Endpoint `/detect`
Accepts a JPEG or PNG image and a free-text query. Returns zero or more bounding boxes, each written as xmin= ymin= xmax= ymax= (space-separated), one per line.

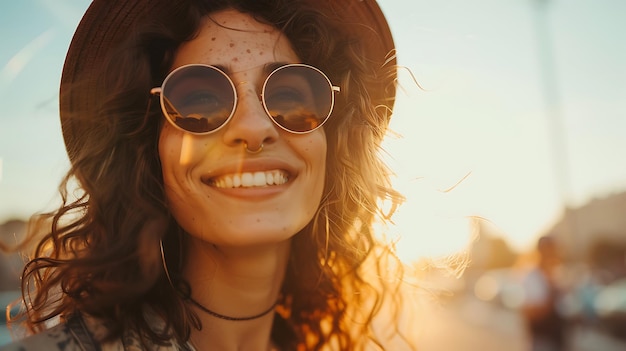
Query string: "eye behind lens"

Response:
xmin=161 ymin=64 xmax=237 ymax=134
xmin=264 ymin=64 xmax=334 ymax=133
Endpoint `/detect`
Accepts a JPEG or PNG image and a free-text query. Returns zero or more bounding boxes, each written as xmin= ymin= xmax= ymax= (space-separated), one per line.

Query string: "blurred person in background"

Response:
xmin=520 ymin=235 xmax=567 ymax=351
xmin=0 ymin=220 xmax=25 ymax=292
xmin=0 ymin=0 xmax=417 ymax=350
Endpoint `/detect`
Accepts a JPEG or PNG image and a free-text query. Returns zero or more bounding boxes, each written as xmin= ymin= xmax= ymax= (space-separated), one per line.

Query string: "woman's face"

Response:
xmin=158 ymin=9 xmax=327 ymax=247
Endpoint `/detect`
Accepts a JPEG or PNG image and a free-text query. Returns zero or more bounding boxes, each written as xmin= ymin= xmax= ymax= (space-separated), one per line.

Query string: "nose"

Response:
xmin=222 ymin=82 xmax=279 ymax=151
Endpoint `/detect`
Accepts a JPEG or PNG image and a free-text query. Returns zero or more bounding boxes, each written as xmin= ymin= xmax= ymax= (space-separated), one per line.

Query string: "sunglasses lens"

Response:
xmin=161 ymin=65 xmax=235 ymax=134
xmin=264 ymin=65 xmax=333 ymax=133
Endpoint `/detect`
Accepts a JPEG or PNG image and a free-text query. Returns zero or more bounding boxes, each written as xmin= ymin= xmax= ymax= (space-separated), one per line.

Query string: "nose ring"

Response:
xmin=244 ymin=142 xmax=264 ymax=154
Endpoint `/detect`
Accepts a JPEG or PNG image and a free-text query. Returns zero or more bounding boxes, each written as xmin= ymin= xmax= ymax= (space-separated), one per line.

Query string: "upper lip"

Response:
xmin=200 ymin=158 xmax=297 ymax=184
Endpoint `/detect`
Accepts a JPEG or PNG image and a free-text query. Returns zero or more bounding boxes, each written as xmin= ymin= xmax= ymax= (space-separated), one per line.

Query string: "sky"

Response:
xmin=1 ymin=0 xmax=625 ymax=263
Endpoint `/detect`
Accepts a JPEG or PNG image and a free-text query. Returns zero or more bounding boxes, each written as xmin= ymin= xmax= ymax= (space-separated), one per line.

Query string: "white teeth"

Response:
xmin=241 ymin=173 xmax=253 ymax=185
xmin=252 ymin=172 xmax=265 ymax=186
xmin=212 ymin=170 xmax=288 ymax=188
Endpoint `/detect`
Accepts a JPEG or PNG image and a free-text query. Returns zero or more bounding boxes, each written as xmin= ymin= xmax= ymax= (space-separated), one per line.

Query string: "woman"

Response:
xmin=3 ymin=0 xmax=411 ymax=350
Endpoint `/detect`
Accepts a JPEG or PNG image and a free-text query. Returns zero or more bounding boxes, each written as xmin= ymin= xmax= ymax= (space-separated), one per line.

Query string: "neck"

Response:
xmin=183 ymin=238 xmax=290 ymax=351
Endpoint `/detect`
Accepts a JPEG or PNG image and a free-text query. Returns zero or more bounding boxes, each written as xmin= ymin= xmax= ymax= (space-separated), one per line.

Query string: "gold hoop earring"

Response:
xmin=160 ymin=239 xmax=175 ymax=289
xmin=323 ymin=205 xmax=330 ymax=266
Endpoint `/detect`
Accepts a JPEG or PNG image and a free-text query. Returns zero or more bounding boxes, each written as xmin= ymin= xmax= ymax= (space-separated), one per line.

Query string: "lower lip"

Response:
xmin=206 ymin=181 xmax=290 ymax=199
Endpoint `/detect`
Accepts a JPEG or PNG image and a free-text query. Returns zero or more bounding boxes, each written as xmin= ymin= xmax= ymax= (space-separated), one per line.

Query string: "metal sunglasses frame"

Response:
xmin=150 ymin=63 xmax=340 ymax=135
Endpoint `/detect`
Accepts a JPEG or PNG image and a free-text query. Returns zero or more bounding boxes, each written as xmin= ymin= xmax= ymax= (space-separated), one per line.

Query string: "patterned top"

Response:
xmin=0 ymin=314 xmax=194 ymax=351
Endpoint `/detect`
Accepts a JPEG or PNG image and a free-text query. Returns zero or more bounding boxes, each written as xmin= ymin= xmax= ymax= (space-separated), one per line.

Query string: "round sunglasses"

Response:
xmin=150 ymin=63 xmax=340 ymax=135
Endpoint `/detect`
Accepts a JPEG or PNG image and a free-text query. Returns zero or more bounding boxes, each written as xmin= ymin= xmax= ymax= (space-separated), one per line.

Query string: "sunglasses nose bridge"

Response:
xmin=222 ymin=81 xmax=279 ymax=147
xmin=234 ymin=81 xmax=267 ymax=116
xmin=235 ymin=80 xmax=265 ymax=106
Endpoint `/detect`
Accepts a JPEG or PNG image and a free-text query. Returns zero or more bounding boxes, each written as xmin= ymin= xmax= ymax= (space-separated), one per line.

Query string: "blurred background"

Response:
xmin=1 ymin=0 xmax=625 ymax=349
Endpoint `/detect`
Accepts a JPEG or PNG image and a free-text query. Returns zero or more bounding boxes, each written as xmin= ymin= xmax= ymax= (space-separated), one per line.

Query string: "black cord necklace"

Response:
xmin=188 ymin=297 xmax=279 ymax=321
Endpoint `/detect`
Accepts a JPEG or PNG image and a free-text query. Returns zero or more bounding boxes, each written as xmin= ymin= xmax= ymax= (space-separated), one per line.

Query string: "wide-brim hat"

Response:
xmin=60 ymin=0 xmax=396 ymax=162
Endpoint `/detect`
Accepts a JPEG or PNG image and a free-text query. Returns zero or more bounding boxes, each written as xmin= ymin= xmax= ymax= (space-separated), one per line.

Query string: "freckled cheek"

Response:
xmin=163 ymin=171 xmax=197 ymax=214
xmin=159 ymin=150 xmax=182 ymax=189
xmin=300 ymin=137 xmax=327 ymax=177
xmin=315 ymin=136 xmax=328 ymax=177
xmin=158 ymin=139 xmax=179 ymax=168
xmin=159 ymin=150 xmax=188 ymax=198
xmin=306 ymin=133 xmax=327 ymax=155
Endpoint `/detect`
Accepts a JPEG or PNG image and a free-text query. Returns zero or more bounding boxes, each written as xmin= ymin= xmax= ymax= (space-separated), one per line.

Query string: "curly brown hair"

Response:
xmin=10 ymin=0 xmax=409 ymax=350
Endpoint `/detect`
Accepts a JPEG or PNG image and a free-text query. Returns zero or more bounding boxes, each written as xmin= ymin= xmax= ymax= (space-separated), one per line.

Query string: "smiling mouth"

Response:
xmin=209 ymin=170 xmax=290 ymax=189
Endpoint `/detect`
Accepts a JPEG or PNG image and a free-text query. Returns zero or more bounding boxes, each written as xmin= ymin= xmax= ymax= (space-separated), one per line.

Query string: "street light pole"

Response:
xmin=531 ymin=0 xmax=577 ymax=257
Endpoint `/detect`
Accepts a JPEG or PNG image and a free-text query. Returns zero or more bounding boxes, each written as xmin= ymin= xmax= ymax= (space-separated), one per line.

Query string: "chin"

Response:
xmin=189 ymin=213 xmax=312 ymax=248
